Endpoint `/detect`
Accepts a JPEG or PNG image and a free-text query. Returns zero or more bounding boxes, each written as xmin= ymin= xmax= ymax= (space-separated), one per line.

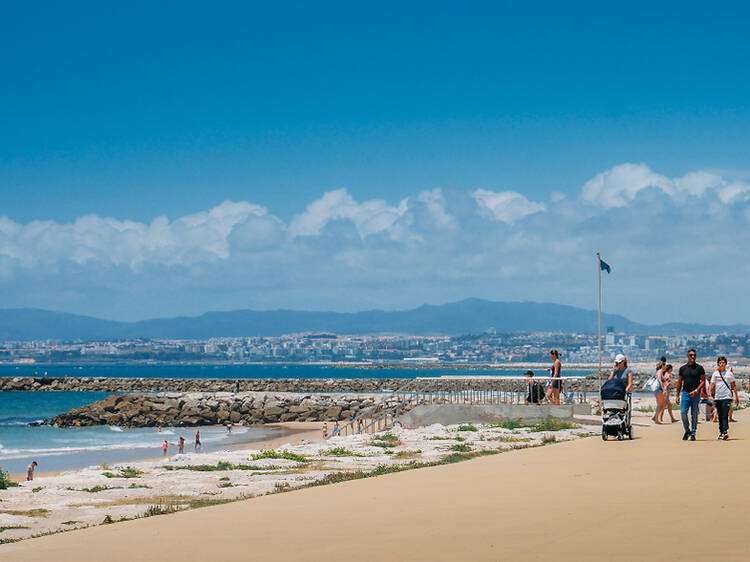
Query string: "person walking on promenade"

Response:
xmin=546 ymin=350 xmax=562 ymax=405
xmin=659 ymin=364 xmax=678 ymax=423
xmin=608 ymin=354 xmax=633 ymax=393
xmin=651 ymin=358 xmax=667 ymax=423
xmin=676 ymin=349 xmax=706 ymax=441
xmin=709 ymin=356 xmax=739 ymax=440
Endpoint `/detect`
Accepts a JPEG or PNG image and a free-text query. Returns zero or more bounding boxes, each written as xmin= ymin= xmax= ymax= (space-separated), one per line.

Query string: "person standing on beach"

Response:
xmin=26 ymin=461 xmax=37 ymax=481
xmin=546 ymin=350 xmax=562 ymax=405
xmin=178 ymin=436 xmax=185 ymax=454
xmin=194 ymin=430 xmax=202 ymax=451
xmin=676 ymin=349 xmax=706 ymax=441
xmin=709 ymin=356 xmax=739 ymax=440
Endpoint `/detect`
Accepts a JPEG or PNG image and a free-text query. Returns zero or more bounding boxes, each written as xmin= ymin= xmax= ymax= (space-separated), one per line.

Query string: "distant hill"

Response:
xmin=0 ymin=299 xmax=748 ymax=340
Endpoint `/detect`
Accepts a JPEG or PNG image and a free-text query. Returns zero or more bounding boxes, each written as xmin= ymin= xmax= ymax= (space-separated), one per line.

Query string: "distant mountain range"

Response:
xmin=1 ymin=299 xmax=748 ymax=340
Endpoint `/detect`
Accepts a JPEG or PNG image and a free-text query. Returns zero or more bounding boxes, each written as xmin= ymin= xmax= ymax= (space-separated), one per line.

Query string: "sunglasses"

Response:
xmin=688 ymin=354 xmax=696 ymax=357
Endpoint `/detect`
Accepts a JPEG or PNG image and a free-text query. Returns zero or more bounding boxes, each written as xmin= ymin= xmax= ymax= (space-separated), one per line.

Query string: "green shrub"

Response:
xmin=0 ymin=469 xmax=19 ymax=490
xmin=251 ymin=450 xmax=308 ymax=463
xmin=449 ymin=443 xmax=471 ymax=452
xmin=101 ymin=514 xmax=114 ymax=525
xmin=541 ymin=434 xmax=557 ymax=444
xmin=321 ymin=447 xmax=363 ymax=457
xmin=486 ymin=419 xmax=526 ymax=429
xmin=530 ymin=418 xmax=578 ymax=432
xmin=32 ymin=487 xmax=42 ymax=493
xmin=143 ymin=504 xmax=179 ymax=517
xmin=457 ymin=424 xmax=478 ymax=432
xmin=373 ymin=432 xmax=399 ymax=442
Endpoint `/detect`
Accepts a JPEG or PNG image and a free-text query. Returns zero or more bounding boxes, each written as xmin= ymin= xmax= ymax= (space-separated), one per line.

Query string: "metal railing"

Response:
xmin=328 ymin=375 xmax=590 ymax=439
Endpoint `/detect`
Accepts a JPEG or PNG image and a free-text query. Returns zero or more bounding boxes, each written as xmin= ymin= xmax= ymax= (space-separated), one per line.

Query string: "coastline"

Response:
xmin=2 ymin=411 xmax=748 ymax=561
xmin=7 ymin=422 xmax=323 ymax=480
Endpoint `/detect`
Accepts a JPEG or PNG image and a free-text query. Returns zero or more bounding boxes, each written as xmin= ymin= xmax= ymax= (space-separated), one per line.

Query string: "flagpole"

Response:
xmin=597 ymin=252 xmax=602 ymax=390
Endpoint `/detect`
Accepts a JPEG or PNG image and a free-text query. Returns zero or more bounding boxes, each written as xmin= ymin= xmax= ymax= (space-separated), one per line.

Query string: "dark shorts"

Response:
xmin=551 ymin=379 xmax=562 ymax=390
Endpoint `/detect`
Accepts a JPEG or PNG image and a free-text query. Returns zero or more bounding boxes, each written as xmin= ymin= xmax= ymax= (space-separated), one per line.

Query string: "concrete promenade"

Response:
xmin=3 ymin=412 xmax=749 ymax=561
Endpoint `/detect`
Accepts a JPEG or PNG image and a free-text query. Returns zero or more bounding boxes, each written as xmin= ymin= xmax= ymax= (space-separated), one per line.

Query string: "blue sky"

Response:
xmin=2 ymin=1 xmax=750 ymax=324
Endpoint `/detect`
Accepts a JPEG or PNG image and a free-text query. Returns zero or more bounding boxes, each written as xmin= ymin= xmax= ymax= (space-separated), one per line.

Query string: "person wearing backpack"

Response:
xmin=709 ymin=356 xmax=739 ymax=440
xmin=525 ymin=371 xmax=544 ymax=405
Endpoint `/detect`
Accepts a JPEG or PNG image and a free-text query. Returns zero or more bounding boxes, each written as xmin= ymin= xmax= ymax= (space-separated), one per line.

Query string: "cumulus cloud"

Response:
xmin=4 ymin=163 xmax=750 ymax=322
xmin=580 ymin=163 xmax=750 ymax=208
xmin=471 ymin=189 xmax=546 ymax=223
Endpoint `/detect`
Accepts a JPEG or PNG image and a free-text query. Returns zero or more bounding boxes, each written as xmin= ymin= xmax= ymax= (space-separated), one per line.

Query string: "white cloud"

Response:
xmin=4 ymin=164 xmax=750 ymax=322
xmin=471 ymin=189 xmax=546 ymax=223
xmin=580 ymin=163 xmax=750 ymax=208
xmin=289 ymin=188 xmax=407 ymax=238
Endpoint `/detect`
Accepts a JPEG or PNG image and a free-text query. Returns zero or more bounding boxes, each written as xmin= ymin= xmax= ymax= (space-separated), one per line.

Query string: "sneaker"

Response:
xmin=722 ymin=434 xmax=729 ymax=441
xmin=690 ymin=434 xmax=696 ymax=441
xmin=682 ymin=432 xmax=689 ymax=440
xmin=718 ymin=434 xmax=724 ymax=440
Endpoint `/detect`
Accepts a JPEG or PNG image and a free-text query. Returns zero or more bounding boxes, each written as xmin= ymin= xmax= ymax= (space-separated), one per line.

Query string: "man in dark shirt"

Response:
xmin=676 ymin=349 xmax=706 ymax=441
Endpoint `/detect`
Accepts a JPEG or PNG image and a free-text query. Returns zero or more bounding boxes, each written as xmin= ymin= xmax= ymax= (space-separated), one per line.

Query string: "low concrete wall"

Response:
xmin=399 ymin=403 xmax=582 ymax=427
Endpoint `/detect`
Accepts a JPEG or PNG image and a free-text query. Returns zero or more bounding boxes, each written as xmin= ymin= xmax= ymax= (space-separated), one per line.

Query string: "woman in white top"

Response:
xmin=708 ymin=355 xmax=739 ymax=440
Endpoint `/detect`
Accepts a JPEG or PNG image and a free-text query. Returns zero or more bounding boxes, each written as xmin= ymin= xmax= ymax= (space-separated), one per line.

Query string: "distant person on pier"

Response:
xmin=546 ymin=350 xmax=562 ymax=405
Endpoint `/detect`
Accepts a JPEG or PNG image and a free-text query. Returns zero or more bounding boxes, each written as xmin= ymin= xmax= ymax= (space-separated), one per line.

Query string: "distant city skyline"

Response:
xmin=2 ymin=3 xmax=750 ymax=323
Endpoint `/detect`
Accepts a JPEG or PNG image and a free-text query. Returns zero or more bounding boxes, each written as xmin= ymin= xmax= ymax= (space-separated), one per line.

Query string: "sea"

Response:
xmin=0 ymin=364 xmax=591 ymax=474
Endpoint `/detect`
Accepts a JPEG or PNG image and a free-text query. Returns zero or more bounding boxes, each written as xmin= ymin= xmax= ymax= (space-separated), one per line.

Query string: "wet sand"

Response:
xmin=8 ymin=422 xmax=323 ymax=480
xmin=3 ymin=412 xmax=749 ymax=561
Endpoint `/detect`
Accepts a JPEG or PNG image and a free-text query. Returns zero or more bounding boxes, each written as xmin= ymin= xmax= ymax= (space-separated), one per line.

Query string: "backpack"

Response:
xmin=530 ymin=381 xmax=545 ymax=402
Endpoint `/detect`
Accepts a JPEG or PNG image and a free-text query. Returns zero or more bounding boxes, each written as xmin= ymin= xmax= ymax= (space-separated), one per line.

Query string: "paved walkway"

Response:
xmin=2 ymin=413 xmax=749 ymax=561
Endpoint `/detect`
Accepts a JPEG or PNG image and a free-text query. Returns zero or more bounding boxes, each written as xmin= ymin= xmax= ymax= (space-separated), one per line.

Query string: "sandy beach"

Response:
xmin=1 ymin=408 xmax=749 ymax=561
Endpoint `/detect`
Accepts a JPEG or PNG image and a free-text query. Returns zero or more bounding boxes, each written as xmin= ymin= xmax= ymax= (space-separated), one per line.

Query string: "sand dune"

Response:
xmin=2 ymin=413 xmax=749 ymax=561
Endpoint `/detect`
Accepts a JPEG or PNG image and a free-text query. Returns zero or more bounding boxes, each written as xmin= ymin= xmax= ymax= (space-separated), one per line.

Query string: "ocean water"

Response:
xmin=0 ymin=391 xmax=293 ymax=474
xmin=0 ymin=364 xmax=591 ymax=474
xmin=0 ymin=363 xmax=589 ymax=379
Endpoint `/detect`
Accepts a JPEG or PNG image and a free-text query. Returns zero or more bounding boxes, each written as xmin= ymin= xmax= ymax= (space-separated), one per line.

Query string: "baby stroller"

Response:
xmin=600 ymin=378 xmax=633 ymax=441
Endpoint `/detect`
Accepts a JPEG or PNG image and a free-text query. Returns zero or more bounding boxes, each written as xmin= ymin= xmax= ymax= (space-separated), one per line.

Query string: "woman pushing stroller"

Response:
xmin=608 ymin=354 xmax=633 ymax=393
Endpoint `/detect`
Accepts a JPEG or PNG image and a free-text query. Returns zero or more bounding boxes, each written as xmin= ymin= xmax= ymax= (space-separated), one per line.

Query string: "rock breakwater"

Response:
xmin=1 ymin=376 xmax=404 ymax=393
xmin=45 ymin=391 xmax=380 ymax=427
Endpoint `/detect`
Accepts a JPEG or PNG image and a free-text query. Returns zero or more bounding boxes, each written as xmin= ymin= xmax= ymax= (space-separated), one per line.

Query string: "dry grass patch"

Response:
xmin=0 ymin=508 xmax=50 ymax=518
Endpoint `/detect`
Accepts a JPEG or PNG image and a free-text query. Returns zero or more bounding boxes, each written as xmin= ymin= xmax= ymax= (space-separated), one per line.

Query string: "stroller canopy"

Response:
xmin=600 ymin=376 xmax=626 ymax=400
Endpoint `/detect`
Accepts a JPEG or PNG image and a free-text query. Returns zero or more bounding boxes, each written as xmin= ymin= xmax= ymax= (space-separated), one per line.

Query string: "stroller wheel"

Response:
xmin=627 ymin=427 xmax=633 ymax=440
xmin=617 ymin=432 xmax=623 ymax=440
xmin=601 ymin=427 xmax=607 ymax=441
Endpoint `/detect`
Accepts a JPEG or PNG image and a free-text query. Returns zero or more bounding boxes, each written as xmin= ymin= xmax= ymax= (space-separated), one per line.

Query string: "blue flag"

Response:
xmin=600 ymin=258 xmax=611 ymax=274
